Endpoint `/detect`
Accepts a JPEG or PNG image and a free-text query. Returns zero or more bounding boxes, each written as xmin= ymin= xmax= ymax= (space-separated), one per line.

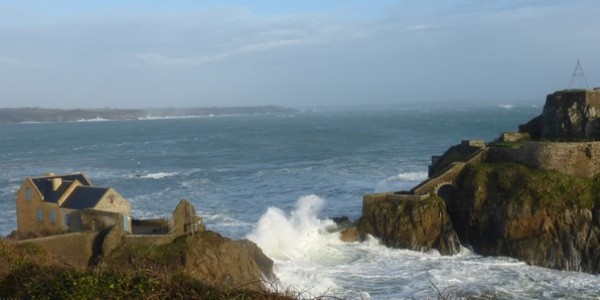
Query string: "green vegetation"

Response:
xmin=2 ymin=266 xmax=300 ymax=299
xmin=464 ymin=162 xmax=600 ymax=209
xmin=127 ymin=236 xmax=190 ymax=265
xmin=0 ymin=239 xmax=295 ymax=300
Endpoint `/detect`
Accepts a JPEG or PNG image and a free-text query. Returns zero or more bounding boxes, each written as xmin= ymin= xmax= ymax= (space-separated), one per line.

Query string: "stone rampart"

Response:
xmin=414 ymin=148 xmax=488 ymax=195
xmin=17 ymin=231 xmax=99 ymax=267
xmin=488 ymin=141 xmax=600 ymax=178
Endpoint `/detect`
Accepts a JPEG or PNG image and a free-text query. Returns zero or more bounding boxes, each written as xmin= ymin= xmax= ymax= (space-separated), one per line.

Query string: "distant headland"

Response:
xmin=0 ymin=106 xmax=298 ymax=124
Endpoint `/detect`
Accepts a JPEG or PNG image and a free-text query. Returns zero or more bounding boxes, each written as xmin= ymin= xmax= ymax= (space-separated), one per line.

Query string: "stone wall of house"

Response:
xmin=79 ymin=209 xmax=131 ymax=234
xmin=16 ymin=180 xmax=64 ymax=239
xmin=94 ymin=188 xmax=131 ymax=217
xmin=488 ymin=141 xmax=600 ymax=178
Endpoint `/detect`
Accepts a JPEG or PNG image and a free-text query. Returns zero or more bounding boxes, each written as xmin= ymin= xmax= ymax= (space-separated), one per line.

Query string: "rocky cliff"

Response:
xmin=521 ymin=89 xmax=600 ymax=140
xmin=356 ymin=89 xmax=600 ymax=274
xmin=450 ymin=162 xmax=600 ymax=273
xmin=358 ymin=193 xmax=460 ymax=255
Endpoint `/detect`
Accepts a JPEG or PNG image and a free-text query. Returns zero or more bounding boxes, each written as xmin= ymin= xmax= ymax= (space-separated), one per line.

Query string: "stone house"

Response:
xmin=16 ymin=173 xmax=132 ymax=238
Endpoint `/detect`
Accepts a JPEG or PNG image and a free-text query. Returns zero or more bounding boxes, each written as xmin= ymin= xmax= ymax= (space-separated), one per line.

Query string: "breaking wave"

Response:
xmin=139 ymin=172 xmax=178 ymax=179
xmin=374 ymin=171 xmax=428 ymax=193
xmin=247 ymin=195 xmax=360 ymax=296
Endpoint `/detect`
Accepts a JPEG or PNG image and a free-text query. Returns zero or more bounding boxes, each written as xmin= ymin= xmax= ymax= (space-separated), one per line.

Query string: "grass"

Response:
xmin=0 ymin=238 xmax=297 ymax=299
xmin=1 ymin=265 xmax=300 ymax=299
xmin=464 ymin=162 xmax=600 ymax=209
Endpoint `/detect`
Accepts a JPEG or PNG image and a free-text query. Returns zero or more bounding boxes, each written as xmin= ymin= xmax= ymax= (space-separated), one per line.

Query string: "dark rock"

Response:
xmin=331 ymin=216 xmax=350 ymax=225
xmin=452 ymin=162 xmax=600 ymax=273
xmin=518 ymin=115 xmax=542 ymax=139
xmin=541 ymin=90 xmax=600 ymax=140
xmin=357 ymin=193 xmax=460 ymax=255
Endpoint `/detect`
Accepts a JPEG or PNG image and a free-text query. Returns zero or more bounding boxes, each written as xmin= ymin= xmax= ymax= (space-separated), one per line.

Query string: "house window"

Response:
xmin=49 ymin=210 xmax=56 ymax=224
xmin=25 ymin=188 xmax=32 ymax=202
xmin=37 ymin=208 xmax=43 ymax=222
xmin=123 ymin=215 xmax=130 ymax=233
xmin=65 ymin=214 xmax=71 ymax=226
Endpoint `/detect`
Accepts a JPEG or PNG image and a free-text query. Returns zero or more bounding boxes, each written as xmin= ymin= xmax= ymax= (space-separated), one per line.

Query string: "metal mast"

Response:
xmin=569 ymin=59 xmax=590 ymax=89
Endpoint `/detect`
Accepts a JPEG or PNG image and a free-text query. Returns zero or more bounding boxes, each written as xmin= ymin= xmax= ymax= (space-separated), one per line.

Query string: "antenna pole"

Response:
xmin=569 ymin=59 xmax=590 ymax=89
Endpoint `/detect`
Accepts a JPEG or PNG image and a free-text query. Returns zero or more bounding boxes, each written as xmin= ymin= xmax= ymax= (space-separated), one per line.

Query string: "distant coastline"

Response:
xmin=0 ymin=106 xmax=298 ymax=124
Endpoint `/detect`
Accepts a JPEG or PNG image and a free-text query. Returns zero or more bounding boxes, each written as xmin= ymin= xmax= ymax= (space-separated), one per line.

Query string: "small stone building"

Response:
xmin=16 ymin=173 xmax=132 ymax=238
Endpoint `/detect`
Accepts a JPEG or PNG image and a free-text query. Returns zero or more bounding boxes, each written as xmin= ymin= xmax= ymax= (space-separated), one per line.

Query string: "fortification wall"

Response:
xmin=488 ymin=141 xmax=600 ymax=178
xmin=17 ymin=231 xmax=99 ymax=267
xmin=586 ymin=90 xmax=600 ymax=106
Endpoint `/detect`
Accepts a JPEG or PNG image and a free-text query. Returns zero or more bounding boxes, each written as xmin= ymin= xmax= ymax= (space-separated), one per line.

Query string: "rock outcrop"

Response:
xmin=356 ymin=89 xmax=600 ymax=274
xmin=358 ymin=193 xmax=460 ymax=255
xmin=10 ymin=199 xmax=274 ymax=291
xmin=0 ymin=238 xmax=283 ymax=299
xmin=450 ymin=162 xmax=600 ymax=273
xmin=104 ymin=231 xmax=274 ymax=290
xmin=524 ymin=89 xmax=600 ymax=140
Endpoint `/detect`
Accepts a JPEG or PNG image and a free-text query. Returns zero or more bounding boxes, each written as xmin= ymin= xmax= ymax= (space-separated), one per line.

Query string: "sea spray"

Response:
xmin=247 ymin=195 xmax=361 ymax=296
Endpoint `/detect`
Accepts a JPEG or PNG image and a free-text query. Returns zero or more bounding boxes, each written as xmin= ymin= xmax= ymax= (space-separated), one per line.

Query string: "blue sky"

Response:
xmin=1 ymin=0 xmax=599 ymax=108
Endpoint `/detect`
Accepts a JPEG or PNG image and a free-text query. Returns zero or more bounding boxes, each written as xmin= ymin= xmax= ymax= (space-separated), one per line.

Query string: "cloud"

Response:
xmin=1 ymin=1 xmax=600 ymax=108
xmin=137 ymin=38 xmax=317 ymax=66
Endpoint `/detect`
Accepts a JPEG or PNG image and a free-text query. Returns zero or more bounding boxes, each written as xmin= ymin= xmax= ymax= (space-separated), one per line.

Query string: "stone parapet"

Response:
xmin=488 ymin=141 xmax=600 ymax=178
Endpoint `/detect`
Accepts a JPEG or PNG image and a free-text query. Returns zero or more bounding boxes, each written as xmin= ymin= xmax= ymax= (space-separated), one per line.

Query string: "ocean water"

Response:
xmin=2 ymin=104 xmax=600 ymax=299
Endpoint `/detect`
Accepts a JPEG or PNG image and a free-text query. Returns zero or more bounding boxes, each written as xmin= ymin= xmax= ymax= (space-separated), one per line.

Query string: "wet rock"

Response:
xmin=339 ymin=227 xmax=360 ymax=242
xmin=357 ymin=193 xmax=460 ymax=255
xmin=452 ymin=163 xmax=600 ymax=273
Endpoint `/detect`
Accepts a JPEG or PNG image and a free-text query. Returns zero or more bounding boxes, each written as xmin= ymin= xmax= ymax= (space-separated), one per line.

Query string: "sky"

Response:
xmin=1 ymin=0 xmax=600 ymax=109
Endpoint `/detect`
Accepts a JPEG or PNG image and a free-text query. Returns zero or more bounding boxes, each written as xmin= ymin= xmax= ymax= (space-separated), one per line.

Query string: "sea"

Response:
xmin=1 ymin=103 xmax=600 ymax=299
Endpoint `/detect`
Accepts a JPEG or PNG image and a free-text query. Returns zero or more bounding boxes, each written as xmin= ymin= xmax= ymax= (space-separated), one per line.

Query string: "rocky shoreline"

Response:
xmin=350 ymin=89 xmax=600 ymax=274
xmin=0 ymin=232 xmax=286 ymax=299
xmin=0 ymin=106 xmax=298 ymax=124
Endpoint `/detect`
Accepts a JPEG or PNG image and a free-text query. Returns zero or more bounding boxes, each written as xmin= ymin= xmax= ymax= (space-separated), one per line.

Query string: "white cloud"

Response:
xmin=137 ymin=38 xmax=318 ymax=66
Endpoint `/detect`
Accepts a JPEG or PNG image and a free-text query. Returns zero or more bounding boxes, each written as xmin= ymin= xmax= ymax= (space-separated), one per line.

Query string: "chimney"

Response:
xmin=52 ymin=177 xmax=62 ymax=191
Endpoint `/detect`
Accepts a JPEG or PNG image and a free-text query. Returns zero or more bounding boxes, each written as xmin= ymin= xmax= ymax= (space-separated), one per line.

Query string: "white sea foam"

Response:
xmin=74 ymin=117 xmax=110 ymax=122
xmin=0 ymin=184 xmax=19 ymax=197
xmin=247 ymin=195 xmax=360 ymax=296
xmin=247 ymin=195 xmax=600 ymax=299
xmin=374 ymin=171 xmax=428 ymax=193
xmin=140 ymin=172 xmax=178 ymax=179
xmin=497 ymin=104 xmax=515 ymax=109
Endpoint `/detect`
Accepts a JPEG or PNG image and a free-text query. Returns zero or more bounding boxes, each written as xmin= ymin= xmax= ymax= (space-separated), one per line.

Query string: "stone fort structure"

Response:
xmin=14 ymin=172 xmax=205 ymax=267
xmin=358 ymin=89 xmax=600 ymax=255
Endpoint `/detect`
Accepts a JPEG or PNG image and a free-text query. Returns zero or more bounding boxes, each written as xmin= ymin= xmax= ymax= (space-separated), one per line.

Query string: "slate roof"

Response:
xmin=60 ymin=186 xmax=109 ymax=209
xmin=27 ymin=173 xmax=112 ymax=210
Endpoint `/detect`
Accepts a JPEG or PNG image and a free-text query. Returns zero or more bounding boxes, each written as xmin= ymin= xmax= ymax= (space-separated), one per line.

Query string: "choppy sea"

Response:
xmin=1 ymin=104 xmax=599 ymax=299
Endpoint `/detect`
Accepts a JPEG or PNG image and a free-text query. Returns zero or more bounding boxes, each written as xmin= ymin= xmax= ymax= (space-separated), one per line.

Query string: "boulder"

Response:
xmin=357 ymin=193 xmax=460 ymax=255
xmin=103 ymin=231 xmax=274 ymax=291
